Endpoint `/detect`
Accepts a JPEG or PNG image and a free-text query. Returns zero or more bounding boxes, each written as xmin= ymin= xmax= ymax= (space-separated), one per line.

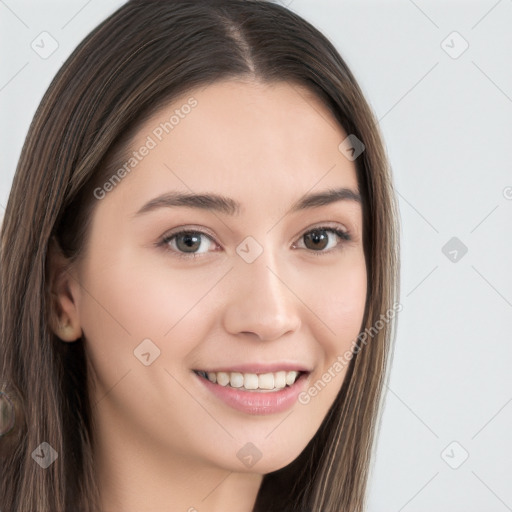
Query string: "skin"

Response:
xmin=49 ymin=79 xmax=367 ymax=512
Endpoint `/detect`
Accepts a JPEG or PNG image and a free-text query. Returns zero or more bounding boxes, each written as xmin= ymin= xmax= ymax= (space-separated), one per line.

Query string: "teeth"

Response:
xmin=244 ymin=373 xmax=259 ymax=390
xmin=286 ymin=371 xmax=298 ymax=386
xmin=198 ymin=370 xmax=301 ymax=391
xmin=275 ymin=371 xmax=287 ymax=388
xmin=230 ymin=372 xmax=244 ymax=388
xmin=216 ymin=372 xmax=230 ymax=386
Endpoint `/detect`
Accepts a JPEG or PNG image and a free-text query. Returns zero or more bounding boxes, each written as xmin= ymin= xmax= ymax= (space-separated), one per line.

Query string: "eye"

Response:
xmin=158 ymin=229 xmax=218 ymax=259
xmin=157 ymin=225 xmax=352 ymax=259
xmin=292 ymin=225 xmax=352 ymax=255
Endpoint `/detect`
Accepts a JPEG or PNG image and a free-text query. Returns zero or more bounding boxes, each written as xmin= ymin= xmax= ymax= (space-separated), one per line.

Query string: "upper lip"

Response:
xmin=194 ymin=363 xmax=312 ymax=374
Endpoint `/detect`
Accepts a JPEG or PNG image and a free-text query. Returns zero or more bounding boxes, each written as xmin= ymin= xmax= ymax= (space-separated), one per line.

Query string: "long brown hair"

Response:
xmin=0 ymin=0 xmax=400 ymax=510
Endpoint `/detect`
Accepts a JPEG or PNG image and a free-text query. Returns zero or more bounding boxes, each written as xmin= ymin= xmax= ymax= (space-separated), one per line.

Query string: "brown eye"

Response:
xmin=160 ymin=230 xmax=216 ymax=258
xmin=303 ymin=229 xmax=329 ymax=251
xmin=295 ymin=226 xmax=351 ymax=254
xmin=174 ymin=232 xmax=203 ymax=253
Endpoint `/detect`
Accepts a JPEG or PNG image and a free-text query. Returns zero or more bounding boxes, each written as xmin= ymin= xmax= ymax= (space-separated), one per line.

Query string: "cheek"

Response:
xmin=76 ymin=251 xmax=226 ymax=378
xmin=76 ymin=252 xmax=226 ymax=447
xmin=294 ymin=252 xmax=367 ymax=417
xmin=329 ymin=262 xmax=367 ymax=348
xmin=297 ymin=250 xmax=367 ymax=353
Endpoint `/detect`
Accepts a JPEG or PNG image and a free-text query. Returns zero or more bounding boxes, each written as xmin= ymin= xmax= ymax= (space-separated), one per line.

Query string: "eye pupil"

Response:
xmin=304 ymin=229 xmax=328 ymax=250
xmin=176 ymin=232 xmax=201 ymax=252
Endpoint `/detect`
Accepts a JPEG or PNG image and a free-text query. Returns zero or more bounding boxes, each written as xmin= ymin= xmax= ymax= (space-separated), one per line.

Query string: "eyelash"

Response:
xmin=157 ymin=225 xmax=352 ymax=260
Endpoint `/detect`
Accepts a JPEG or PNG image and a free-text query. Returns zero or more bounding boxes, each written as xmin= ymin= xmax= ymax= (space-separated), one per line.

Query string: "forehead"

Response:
xmin=105 ymin=79 xmax=359 ymax=211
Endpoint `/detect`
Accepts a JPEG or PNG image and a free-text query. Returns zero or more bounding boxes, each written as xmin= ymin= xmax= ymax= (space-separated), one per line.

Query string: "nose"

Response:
xmin=222 ymin=251 xmax=302 ymax=342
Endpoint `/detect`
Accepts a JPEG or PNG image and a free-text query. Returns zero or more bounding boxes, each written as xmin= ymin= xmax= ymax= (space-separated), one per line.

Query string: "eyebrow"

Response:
xmin=133 ymin=187 xmax=362 ymax=218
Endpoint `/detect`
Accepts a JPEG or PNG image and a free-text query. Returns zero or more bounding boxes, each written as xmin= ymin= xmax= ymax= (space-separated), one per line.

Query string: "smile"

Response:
xmin=193 ymin=369 xmax=311 ymax=415
xmin=194 ymin=369 xmax=304 ymax=392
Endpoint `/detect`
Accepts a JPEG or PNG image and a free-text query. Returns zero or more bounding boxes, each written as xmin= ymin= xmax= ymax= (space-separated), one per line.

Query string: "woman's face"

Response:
xmin=62 ymin=79 xmax=366 ymax=478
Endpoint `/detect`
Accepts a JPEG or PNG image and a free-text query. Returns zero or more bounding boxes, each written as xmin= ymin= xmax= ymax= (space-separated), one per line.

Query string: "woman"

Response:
xmin=0 ymin=0 xmax=400 ymax=510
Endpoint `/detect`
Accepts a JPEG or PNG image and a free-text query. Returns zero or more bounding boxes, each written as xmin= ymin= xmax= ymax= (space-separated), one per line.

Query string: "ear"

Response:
xmin=47 ymin=236 xmax=83 ymax=342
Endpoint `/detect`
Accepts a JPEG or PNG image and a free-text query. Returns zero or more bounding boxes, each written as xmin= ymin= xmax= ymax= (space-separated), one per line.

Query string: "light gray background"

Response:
xmin=1 ymin=1 xmax=511 ymax=510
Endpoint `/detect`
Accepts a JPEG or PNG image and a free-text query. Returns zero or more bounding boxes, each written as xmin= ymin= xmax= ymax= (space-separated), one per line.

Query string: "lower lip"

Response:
xmin=194 ymin=372 xmax=309 ymax=415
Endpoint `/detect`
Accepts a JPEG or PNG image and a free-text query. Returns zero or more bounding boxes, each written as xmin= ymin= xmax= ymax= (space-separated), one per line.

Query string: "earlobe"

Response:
xmin=47 ymin=237 xmax=83 ymax=342
xmin=53 ymin=315 xmax=82 ymax=342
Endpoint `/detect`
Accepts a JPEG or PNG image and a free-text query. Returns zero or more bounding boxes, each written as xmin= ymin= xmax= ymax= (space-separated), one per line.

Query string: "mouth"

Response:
xmin=193 ymin=369 xmax=308 ymax=393
xmin=192 ymin=367 xmax=311 ymax=415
